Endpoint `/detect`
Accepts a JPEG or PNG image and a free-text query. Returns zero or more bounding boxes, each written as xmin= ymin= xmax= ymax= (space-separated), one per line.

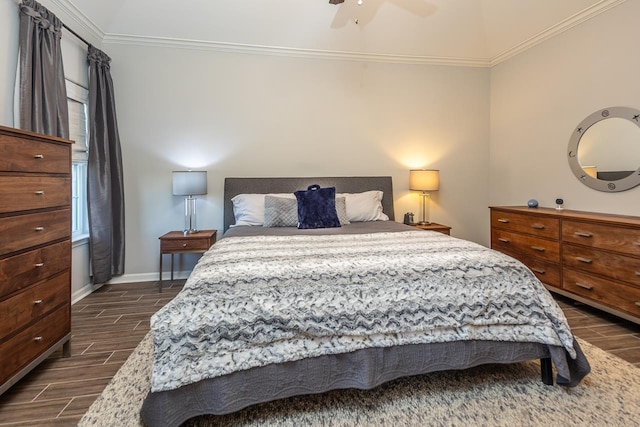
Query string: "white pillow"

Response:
xmin=337 ymin=191 xmax=389 ymax=222
xmin=231 ymin=193 xmax=295 ymax=227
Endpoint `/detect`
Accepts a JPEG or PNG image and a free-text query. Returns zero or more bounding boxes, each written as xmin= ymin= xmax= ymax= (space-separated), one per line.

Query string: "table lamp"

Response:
xmin=172 ymin=170 xmax=207 ymax=234
xmin=410 ymin=169 xmax=440 ymax=225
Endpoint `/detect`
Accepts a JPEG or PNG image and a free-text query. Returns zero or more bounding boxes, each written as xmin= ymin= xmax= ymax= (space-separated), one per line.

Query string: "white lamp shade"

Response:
xmin=410 ymin=170 xmax=439 ymax=192
xmin=172 ymin=171 xmax=208 ymax=196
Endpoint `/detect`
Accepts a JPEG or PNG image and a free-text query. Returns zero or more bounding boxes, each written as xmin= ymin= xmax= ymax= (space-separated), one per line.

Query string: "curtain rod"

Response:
xmin=62 ymin=23 xmax=90 ymax=47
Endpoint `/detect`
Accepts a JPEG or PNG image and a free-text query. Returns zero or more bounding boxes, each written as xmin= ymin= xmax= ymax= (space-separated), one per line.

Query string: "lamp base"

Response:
xmin=418 ymin=192 xmax=432 ymax=226
xmin=183 ymin=196 xmax=198 ymax=235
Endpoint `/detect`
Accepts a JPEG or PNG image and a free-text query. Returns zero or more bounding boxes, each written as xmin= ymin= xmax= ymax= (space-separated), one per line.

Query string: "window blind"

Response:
xmin=66 ymin=80 xmax=89 ymax=161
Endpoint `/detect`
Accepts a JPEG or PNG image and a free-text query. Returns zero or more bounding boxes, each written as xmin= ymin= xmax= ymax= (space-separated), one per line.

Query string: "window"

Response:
xmin=67 ymin=79 xmax=89 ymax=240
xmin=71 ymin=162 xmax=88 ymax=236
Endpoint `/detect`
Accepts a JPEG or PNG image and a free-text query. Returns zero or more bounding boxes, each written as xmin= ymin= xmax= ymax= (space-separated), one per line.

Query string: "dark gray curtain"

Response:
xmin=18 ymin=0 xmax=68 ymax=138
xmin=87 ymin=45 xmax=125 ymax=284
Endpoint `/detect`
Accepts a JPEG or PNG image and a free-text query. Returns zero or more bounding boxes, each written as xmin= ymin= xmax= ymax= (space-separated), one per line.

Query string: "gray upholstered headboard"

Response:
xmin=224 ymin=176 xmax=395 ymax=231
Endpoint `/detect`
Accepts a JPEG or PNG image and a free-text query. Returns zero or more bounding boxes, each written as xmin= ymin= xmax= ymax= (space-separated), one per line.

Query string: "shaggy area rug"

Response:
xmin=79 ymin=333 xmax=640 ymax=426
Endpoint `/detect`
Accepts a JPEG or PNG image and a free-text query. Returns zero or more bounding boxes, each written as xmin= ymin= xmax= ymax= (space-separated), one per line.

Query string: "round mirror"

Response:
xmin=568 ymin=106 xmax=640 ymax=192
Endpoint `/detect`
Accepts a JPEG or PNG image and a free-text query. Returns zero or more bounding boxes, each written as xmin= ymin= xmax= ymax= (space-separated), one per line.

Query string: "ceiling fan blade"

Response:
xmin=329 ymin=0 xmax=345 ymax=4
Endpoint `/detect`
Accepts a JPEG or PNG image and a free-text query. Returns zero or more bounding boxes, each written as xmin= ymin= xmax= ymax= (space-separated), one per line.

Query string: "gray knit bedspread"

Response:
xmin=149 ymin=230 xmax=577 ymax=393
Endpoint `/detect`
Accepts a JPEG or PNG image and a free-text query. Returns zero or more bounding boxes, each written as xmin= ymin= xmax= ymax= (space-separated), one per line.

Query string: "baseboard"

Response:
xmin=106 ymin=270 xmax=191 ymax=284
xmin=72 ymin=281 xmax=103 ymax=304
xmin=72 ymin=271 xmax=191 ymax=303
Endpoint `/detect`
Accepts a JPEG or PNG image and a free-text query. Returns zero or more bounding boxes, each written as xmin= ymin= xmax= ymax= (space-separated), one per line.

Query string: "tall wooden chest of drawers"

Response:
xmin=0 ymin=125 xmax=72 ymax=395
xmin=491 ymin=206 xmax=640 ymax=325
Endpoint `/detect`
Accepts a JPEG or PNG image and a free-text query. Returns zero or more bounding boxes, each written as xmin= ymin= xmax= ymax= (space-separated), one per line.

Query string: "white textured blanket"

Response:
xmin=150 ymin=231 xmax=576 ymax=393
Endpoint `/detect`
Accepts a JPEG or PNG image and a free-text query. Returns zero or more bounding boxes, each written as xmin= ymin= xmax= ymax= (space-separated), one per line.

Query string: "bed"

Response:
xmin=140 ymin=176 xmax=590 ymax=427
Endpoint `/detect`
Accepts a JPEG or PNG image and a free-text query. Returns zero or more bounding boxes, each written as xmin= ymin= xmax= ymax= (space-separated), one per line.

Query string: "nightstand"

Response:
xmin=411 ymin=222 xmax=451 ymax=235
xmin=158 ymin=230 xmax=217 ymax=292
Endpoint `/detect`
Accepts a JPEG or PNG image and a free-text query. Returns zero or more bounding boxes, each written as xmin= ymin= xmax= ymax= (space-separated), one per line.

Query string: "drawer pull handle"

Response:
xmin=497 ymin=218 xmax=509 ymax=223
xmin=574 ymin=232 xmax=592 ymax=238
xmin=35 ymin=226 xmax=45 ymax=231
xmin=635 ymin=302 xmax=640 ymax=307
xmin=34 ymin=336 xmax=43 ymax=342
xmin=33 ymin=154 xmax=44 ymax=159
xmin=498 ymin=238 xmax=510 ymax=243
xmin=35 ymin=262 xmax=44 ymax=267
xmin=34 ymin=299 xmax=43 ymax=304
xmin=531 ymin=224 xmax=545 ymax=230
xmin=531 ymin=268 xmax=546 ymax=274
xmin=34 ymin=190 xmax=45 ymax=195
xmin=531 ymin=246 xmax=546 ymax=252
xmin=635 ymin=242 xmax=640 ymax=247
xmin=182 ymin=243 xmax=187 ymax=248
xmin=636 ymin=271 xmax=640 ymax=276
xmin=575 ymin=257 xmax=593 ymax=264
xmin=575 ymin=282 xmax=593 ymax=290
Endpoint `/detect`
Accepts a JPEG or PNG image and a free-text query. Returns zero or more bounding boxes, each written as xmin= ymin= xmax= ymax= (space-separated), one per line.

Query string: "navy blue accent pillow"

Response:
xmin=294 ymin=185 xmax=341 ymax=229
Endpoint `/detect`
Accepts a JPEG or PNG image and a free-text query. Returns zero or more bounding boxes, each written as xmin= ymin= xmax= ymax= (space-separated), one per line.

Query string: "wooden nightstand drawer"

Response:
xmin=0 ymin=240 xmax=70 ymax=299
xmin=161 ymin=237 xmax=211 ymax=252
xmin=412 ymin=223 xmax=451 ymax=235
xmin=491 ymin=210 xmax=559 ymax=239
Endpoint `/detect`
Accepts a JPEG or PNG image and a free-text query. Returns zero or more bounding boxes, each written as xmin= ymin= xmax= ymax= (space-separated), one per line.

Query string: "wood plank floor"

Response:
xmin=0 ymin=281 xmax=639 ymax=426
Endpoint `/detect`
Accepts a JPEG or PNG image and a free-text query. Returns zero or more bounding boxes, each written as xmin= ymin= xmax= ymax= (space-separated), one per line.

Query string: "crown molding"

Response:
xmin=56 ymin=0 xmax=625 ymax=68
xmin=490 ymin=0 xmax=627 ymax=66
xmin=102 ymin=34 xmax=490 ymax=67
xmin=48 ymin=0 xmax=104 ymax=46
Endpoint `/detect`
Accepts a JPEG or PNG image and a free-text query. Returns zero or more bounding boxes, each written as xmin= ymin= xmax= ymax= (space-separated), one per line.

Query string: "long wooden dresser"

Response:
xmin=491 ymin=206 xmax=640 ymax=325
xmin=0 ymin=125 xmax=72 ymax=395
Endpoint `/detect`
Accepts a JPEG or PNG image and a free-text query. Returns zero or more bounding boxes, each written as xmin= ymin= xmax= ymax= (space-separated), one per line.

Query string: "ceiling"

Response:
xmin=62 ymin=0 xmax=625 ymax=66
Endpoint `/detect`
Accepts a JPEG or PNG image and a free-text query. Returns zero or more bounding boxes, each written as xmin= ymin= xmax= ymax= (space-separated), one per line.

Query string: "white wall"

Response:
xmin=490 ymin=0 xmax=640 ymax=214
xmin=105 ymin=44 xmax=490 ymax=277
